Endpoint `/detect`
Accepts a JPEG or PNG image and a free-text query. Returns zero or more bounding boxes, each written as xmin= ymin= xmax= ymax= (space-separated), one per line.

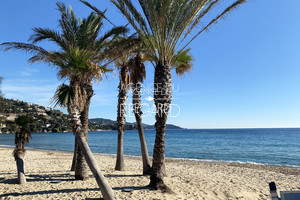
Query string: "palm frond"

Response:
xmin=56 ymin=2 xmax=79 ymax=47
xmin=112 ymin=0 xmax=246 ymax=66
xmin=128 ymin=53 xmax=146 ymax=83
xmin=0 ymin=42 xmax=47 ymax=54
xmin=14 ymin=115 xmax=32 ymax=147
xmin=96 ymin=34 xmax=140 ymax=62
xmin=51 ymin=83 xmax=75 ymax=108
xmin=80 ymin=0 xmax=115 ymax=26
xmin=95 ymin=25 xmax=129 ymax=51
xmin=110 ymin=0 xmax=150 ymax=42
xmin=15 ymin=115 xmax=31 ymax=128
xmin=181 ymin=0 xmax=246 ymax=51
xmin=173 ymin=48 xmax=193 ymax=77
xmin=77 ymin=12 xmax=102 ymax=49
xmin=28 ymin=51 xmax=66 ymax=67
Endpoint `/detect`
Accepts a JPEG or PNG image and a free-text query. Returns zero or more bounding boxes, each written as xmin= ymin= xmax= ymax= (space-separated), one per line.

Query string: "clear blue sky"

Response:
xmin=1 ymin=0 xmax=300 ymax=129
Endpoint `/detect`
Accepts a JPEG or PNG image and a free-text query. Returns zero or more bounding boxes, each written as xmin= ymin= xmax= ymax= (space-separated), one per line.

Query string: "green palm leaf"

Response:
xmin=172 ymin=48 xmax=193 ymax=77
xmin=51 ymin=84 xmax=75 ymax=108
xmin=111 ymin=0 xmax=246 ymax=66
xmin=14 ymin=115 xmax=32 ymax=144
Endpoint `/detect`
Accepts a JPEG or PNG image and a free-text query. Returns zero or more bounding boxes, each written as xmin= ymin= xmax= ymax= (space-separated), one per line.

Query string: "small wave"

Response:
xmin=94 ymin=152 xmax=117 ymax=156
xmin=25 ymin=147 xmax=74 ymax=154
xmin=171 ymin=157 xmax=300 ymax=169
xmin=0 ymin=144 xmax=14 ymax=148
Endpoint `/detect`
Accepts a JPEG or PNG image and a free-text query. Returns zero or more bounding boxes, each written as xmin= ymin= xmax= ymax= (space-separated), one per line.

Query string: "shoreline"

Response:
xmin=1 ymin=144 xmax=299 ymax=170
xmin=1 ymin=147 xmax=300 ymax=199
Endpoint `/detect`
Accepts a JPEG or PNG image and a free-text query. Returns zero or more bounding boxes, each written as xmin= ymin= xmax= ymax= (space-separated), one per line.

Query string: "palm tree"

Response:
xmin=0 ymin=76 xmax=3 ymax=98
xmin=111 ymin=0 xmax=246 ymax=191
xmin=0 ymin=77 xmax=3 ymax=128
xmin=1 ymin=2 xmax=127 ymax=199
xmin=114 ymin=56 xmax=130 ymax=171
xmin=129 ymin=49 xmax=192 ymax=175
xmin=115 ymin=48 xmax=191 ymax=174
xmin=52 ymin=83 xmax=86 ymax=175
xmin=79 ymin=1 xmax=148 ymax=173
xmin=13 ymin=115 xmax=31 ymax=184
xmin=128 ymin=53 xmax=152 ymax=175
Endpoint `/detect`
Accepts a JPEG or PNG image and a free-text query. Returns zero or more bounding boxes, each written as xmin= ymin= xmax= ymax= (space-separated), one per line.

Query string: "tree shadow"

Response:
xmin=0 ymin=188 xmax=100 ymax=198
xmin=86 ymin=198 xmax=103 ymax=200
xmin=105 ymin=174 xmax=147 ymax=178
xmin=0 ymin=178 xmax=18 ymax=184
xmin=27 ymin=173 xmax=74 ymax=181
xmin=113 ymin=185 xmax=154 ymax=191
xmin=0 ymin=172 xmax=14 ymax=176
xmin=0 ymin=173 xmax=75 ymax=184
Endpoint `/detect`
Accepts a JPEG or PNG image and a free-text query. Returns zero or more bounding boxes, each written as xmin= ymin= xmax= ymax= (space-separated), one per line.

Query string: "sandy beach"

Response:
xmin=0 ymin=147 xmax=299 ymax=200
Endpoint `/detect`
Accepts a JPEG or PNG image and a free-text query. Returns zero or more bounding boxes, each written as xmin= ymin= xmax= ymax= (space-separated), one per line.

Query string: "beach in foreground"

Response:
xmin=0 ymin=147 xmax=299 ymax=200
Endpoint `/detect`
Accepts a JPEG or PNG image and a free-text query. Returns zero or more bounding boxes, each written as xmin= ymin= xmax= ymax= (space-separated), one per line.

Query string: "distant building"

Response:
xmin=5 ymin=114 xmax=17 ymax=122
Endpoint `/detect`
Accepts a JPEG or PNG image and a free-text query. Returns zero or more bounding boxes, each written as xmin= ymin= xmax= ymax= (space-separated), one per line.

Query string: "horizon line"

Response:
xmin=184 ymin=127 xmax=300 ymax=130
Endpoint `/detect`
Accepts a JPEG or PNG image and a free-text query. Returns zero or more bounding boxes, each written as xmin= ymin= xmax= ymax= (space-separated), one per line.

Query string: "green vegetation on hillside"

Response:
xmin=0 ymin=98 xmax=70 ymax=133
xmin=89 ymin=118 xmax=136 ymax=131
xmin=88 ymin=118 xmax=183 ymax=130
xmin=0 ymin=98 xmax=182 ymax=133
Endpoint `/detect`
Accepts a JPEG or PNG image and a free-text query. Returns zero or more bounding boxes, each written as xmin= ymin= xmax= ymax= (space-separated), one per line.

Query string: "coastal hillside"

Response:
xmin=0 ymin=98 xmax=70 ymax=133
xmin=0 ymin=98 xmax=182 ymax=133
xmin=88 ymin=118 xmax=183 ymax=130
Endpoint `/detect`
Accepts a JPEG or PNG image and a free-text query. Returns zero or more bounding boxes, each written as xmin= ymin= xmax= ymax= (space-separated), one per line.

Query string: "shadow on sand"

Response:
xmin=105 ymin=174 xmax=148 ymax=178
xmin=113 ymin=185 xmax=153 ymax=191
xmin=0 ymin=172 xmax=74 ymax=184
xmin=0 ymin=183 xmax=152 ymax=199
xmin=0 ymin=173 xmax=153 ymax=199
xmin=0 ymin=188 xmax=100 ymax=199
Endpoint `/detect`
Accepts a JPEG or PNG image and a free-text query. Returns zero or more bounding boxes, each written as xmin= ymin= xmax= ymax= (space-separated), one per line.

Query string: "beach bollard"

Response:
xmin=269 ymin=182 xmax=279 ymax=200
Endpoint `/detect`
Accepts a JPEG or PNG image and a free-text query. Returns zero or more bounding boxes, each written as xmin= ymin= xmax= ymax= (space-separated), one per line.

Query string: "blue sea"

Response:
xmin=0 ymin=128 xmax=300 ymax=168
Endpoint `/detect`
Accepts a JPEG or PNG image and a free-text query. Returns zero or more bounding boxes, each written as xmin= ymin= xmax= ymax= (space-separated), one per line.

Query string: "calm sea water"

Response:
xmin=0 ymin=128 xmax=300 ymax=168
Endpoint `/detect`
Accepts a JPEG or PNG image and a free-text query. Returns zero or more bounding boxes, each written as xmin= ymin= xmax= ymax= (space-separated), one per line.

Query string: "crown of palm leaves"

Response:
xmin=111 ymin=0 xmax=246 ymax=66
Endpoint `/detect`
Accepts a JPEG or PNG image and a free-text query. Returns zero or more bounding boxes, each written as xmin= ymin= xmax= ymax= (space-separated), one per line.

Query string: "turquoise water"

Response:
xmin=0 ymin=128 xmax=300 ymax=168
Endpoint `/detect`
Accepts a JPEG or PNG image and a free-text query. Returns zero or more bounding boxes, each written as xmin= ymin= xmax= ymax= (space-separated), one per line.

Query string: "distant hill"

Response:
xmin=0 ymin=98 xmax=183 ymax=133
xmin=0 ymin=98 xmax=70 ymax=133
xmin=89 ymin=118 xmax=183 ymax=130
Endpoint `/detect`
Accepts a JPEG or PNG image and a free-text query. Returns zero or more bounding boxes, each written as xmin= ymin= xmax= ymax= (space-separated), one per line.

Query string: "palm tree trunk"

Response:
xmin=76 ymin=133 xmax=117 ymax=200
xmin=70 ymin=137 xmax=77 ymax=171
xmin=74 ymin=92 xmax=90 ymax=180
xmin=75 ymin=139 xmax=89 ymax=180
xmin=69 ymin=84 xmax=117 ymax=200
xmin=115 ymin=129 xmax=125 ymax=170
xmin=14 ymin=142 xmax=26 ymax=184
xmin=15 ymin=150 xmax=26 ymax=184
xmin=149 ymin=62 xmax=172 ymax=191
xmin=132 ymin=82 xmax=151 ymax=175
xmin=115 ymin=66 xmax=128 ymax=171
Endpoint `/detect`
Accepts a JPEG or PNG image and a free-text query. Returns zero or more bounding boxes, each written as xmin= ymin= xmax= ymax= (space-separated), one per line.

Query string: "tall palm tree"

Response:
xmin=79 ymin=0 xmax=152 ymax=174
xmin=1 ymin=2 xmax=127 ymax=199
xmin=129 ymin=49 xmax=192 ymax=175
xmin=13 ymin=115 xmax=31 ymax=184
xmin=0 ymin=76 xmax=3 ymax=98
xmin=114 ymin=56 xmax=131 ymax=171
xmin=79 ymin=0 xmax=148 ymax=173
xmin=0 ymin=77 xmax=3 ymax=128
xmin=128 ymin=53 xmax=152 ymax=175
xmin=111 ymin=0 xmax=245 ymax=191
xmin=52 ymin=82 xmax=89 ymax=177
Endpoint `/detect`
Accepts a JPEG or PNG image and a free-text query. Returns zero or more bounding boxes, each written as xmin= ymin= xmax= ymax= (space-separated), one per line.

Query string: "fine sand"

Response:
xmin=0 ymin=147 xmax=300 ymax=200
